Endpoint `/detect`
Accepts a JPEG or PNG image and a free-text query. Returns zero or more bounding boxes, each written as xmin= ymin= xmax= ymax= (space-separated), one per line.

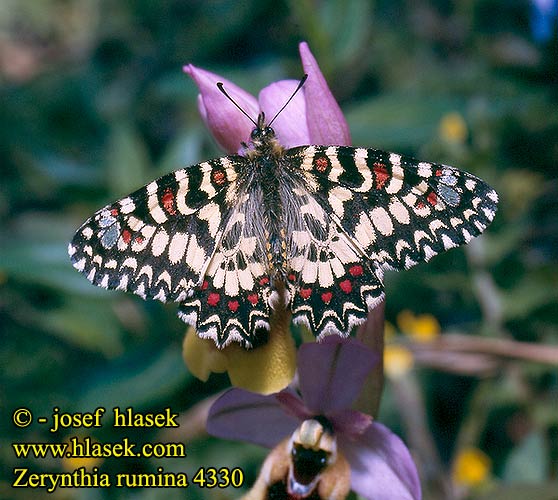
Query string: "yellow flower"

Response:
xmin=384 ymin=345 xmax=414 ymax=379
xmin=61 ymin=440 xmax=103 ymax=471
xmin=384 ymin=321 xmax=397 ymax=342
xmin=397 ymin=310 xmax=440 ymax=343
xmin=182 ymin=307 xmax=296 ymax=395
xmin=439 ymin=112 xmax=467 ymax=143
xmin=453 ymin=447 xmax=491 ymax=487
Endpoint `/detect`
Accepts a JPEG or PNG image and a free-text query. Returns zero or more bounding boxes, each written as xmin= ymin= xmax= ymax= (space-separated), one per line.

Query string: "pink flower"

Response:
xmin=207 ymin=338 xmax=421 ymax=499
xmin=183 ymin=41 xmax=351 ymax=153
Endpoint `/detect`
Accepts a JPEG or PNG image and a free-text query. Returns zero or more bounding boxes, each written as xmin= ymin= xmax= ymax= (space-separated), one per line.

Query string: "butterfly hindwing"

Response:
xmin=287 ymin=221 xmax=384 ymax=336
xmin=178 ymin=195 xmax=274 ymax=347
xmin=281 ymin=185 xmax=384 ymax=336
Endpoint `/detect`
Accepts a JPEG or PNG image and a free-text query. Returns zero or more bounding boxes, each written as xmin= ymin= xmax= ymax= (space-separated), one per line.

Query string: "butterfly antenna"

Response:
xmin=268 ymin=74 xmax=308 ymax=127
xmin=216 ymin=82 xmax=258 ymax=127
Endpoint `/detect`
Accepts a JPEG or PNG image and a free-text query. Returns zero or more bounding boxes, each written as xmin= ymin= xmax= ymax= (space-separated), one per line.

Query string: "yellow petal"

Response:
xmin=61 ymin=439 xmax=104 ymax=471
xmin=182 ymin=327 xmax=228 ymax=381
xmin=225 ymin=309 xmax=296 ymax=394
xmin=410 ymin=314 xmax=440 ymax=342
xmin=384 ymin=345 xmax=414 ymax=379
xmin=181 ymin=307 xmax=296 ymax=394
xmin=439 ymin=112 xmax=467 ymax=143
xmin=397 ymin=310 xmax=440 ymax=342
xmin=453 ymin=447 xmax=491 ymax=487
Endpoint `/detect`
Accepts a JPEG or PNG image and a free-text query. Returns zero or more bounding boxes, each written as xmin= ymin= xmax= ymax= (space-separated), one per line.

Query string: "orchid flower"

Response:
xmin=183 ymin=41 xmax=351 ymax=154
xmin=207 ymin=338 xmax=421 ymax=500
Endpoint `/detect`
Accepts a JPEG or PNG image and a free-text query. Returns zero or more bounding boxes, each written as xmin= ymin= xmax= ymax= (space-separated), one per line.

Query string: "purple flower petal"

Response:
xmin=275 ymin=389 xmax=313 ymax=421
xmin=207 ymin=388 xmax=299 ymax=448
xmin=184 ymin=64 xmax=259 ymax=153
xmin=259 ymin=80 xmax=311 ymax=148
xmin=298 ymin=337 xmax=379 ymax=415
xmin=298 ymin=42 xmax=351 ymax=146
xmin=341 ymin=422 xmax=422 ymax=500
xmin=328 ymin=409 xmax=373 ymax=439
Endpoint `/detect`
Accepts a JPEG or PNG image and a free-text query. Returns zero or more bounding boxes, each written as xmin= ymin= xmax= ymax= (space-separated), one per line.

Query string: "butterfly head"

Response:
xmin=239 ymin=112 xmax=283 ymax=159
xmin=217 ymin=76 xmax=308 ymax=156
xmin=249 ymin=113 xmax=276 ymax=144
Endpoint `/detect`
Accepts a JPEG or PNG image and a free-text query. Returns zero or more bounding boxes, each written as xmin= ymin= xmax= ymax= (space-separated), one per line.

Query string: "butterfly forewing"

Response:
xmin=287 ymin=145 xmax=498 ymax=272
xmin=68 ymin=157 xmax=244 ymax=302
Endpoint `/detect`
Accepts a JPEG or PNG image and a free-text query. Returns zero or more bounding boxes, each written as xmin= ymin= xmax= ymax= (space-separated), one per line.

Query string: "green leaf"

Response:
xmin=76 ymin=347 xmax=190 ymax=412
xmin=501 ymin=274 xmax=558 ymax=320
xmin=503 ymin=431 xmax=549 ymax=482
xmin=345 ymin=93 xmax=466 ymax=151
xmin=36 ymin=153 xmax=102 ymax=187
xmin=474 ymin=483 xmax=558 ymax=500
xmin=322 ymin=0 xmax=372 ymax=64
xmin=0 ymin=213 xmax=112 ymax=295
xmin=155 ymin=129 xmax=204 ymax=177
xmin=37 ymin=298 xmax=125 ymax=356
xmin=0 ymin=239 xmax=109 ymax=295
xmin=105 ymin=121 xmax=152 ymax=196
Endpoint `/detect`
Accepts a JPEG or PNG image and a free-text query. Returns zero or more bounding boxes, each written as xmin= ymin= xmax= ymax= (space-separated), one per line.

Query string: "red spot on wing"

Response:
xmin=247 ymin=293 xmax=258 ymax=305
xmin=122 ymin=229 xmax=132 ymax=244
xmin=373 ymin=163 xmax=389 ymax=189
xmin=259 ymin=277 xmax=269 ymax=286
xmin=321 ymin=291 xmax=332 ymax=304
xmin=435 ymin=169 xmax=442 ymax=176
xmin=339 ymin=279 xmax=352 ymax=293
xmin=299 ymin=288 xmax=312 ymax=300
xmin=427 ymin=192 xmax=437 ymax=206
xmin=135 ymin=236 xmax=144 ymax=244
xmin=349 ymin=265 xmax=363 ymax=276
xmin=111 ymin=208 xmax=119 ymax=216
xmin=416 ymin=201 xmax=425 ymax=209
xmin=288 ymin=273 xmax=297 ymax=282
xmin=201 ymin=280 xmax=209 ymax=290
xmin=207 ymin=293 xmax=220 ymax=306
xmin=315 ymin=157 xmax=329 ymax=173
xmin=212 ymin=169 xmax=226 ymax=185
xmin=228 ymin=300 xmax=239 ymax=312
xmin=162 ymin=189 xmax=177 ymax=215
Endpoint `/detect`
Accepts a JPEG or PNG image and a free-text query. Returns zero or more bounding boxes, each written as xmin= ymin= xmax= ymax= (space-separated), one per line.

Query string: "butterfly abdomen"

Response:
xmin=257 ymin=154 xmax=289 ymax=283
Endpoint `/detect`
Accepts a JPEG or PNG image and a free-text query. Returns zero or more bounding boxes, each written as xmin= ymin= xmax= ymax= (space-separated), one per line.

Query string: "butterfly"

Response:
xmin=68 ymin=80 xmax=498 ymax=348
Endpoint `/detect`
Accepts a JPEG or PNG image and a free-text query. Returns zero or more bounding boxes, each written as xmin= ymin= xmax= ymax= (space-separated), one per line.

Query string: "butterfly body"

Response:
xmin=247 ymin=123 xmax=291 ymax=284
xmin=69 ymin=116 xmax=498 ymax=348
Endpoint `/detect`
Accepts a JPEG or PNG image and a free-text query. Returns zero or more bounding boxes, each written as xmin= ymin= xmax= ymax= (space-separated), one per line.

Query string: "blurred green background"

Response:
xmin=1 ymin=0 xmax=557 ymax=499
